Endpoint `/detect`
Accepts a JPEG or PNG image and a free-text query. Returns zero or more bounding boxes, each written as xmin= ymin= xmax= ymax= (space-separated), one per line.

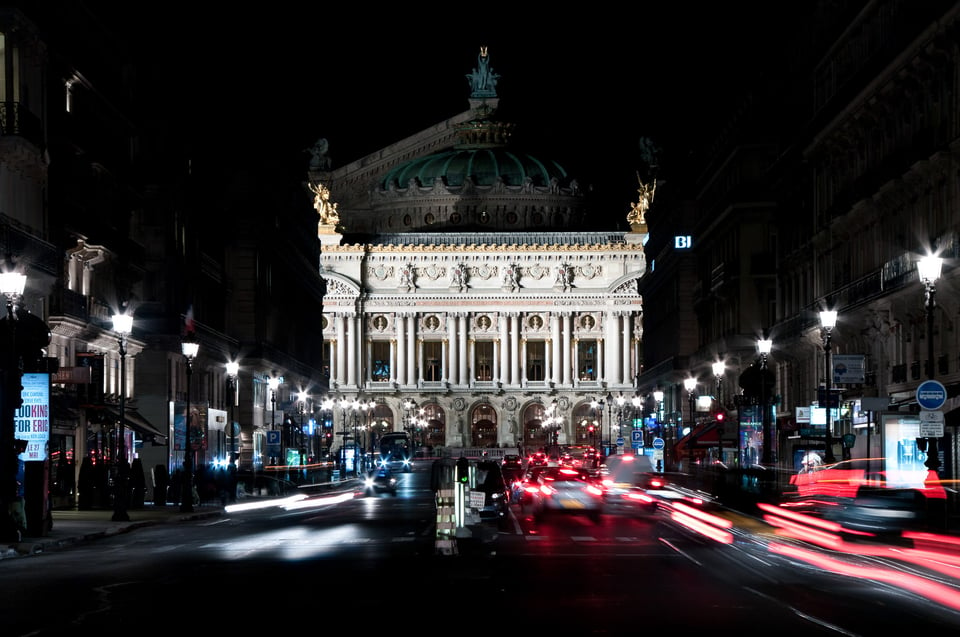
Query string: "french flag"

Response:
xmin=185 ymin=305 xmax=195 ymax=334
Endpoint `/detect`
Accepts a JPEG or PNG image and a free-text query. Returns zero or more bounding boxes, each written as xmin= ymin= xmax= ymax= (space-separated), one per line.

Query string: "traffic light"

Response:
xmin=456 ymin=456 xmax=470 ymax=483
xmin=714 ymin=410 xmax=726 ymax=434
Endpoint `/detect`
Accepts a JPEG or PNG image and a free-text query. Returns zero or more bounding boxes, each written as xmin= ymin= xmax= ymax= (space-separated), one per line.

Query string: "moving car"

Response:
xmin=473 ymin=460 xmax=511 ymax=524
xmin=502 ymin=454 xmax=523 ymax=470
xmin=785 ymin=458 xmax=946 ymax=538
xmin=528 ymin=451 xmax=548 ymax=467
xmin=600 ymin=453 xmax=664 ymax=515
xmin=362 ymin=467 xmax=397 ymax=496
xmin=514 ymin=465 xmax=550 ymax=509
xmin=529 ymin=466 xmax=604 ymax=523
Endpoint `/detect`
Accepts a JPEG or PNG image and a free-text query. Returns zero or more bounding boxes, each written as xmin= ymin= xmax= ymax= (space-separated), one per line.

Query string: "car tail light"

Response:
xmin=649 ymin=478 xmax=665 ymax=489
xmin=585 ymin=484 xmax=604 ymax=497
xmin=540 ymin=484 xmax=556 ymax=496
xmin=626 ymin=491 xmax=654 ymax=504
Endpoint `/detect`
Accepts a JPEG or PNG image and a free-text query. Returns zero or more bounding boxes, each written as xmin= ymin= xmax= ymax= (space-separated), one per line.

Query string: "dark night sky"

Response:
xmin=104 ymin=3 xmax=813 ymax=218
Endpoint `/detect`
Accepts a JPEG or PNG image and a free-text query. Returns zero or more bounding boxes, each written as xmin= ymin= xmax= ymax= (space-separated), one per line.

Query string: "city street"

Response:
xmin=2 ymin=461 xmax=960 ymax=635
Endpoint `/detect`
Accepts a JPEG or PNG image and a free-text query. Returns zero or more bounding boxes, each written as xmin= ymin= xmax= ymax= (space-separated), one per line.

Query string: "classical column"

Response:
xmin=395 ymin=314 xmax=406 ymax=385
xmin=562 ymin=314 xmax=572 ymax=385
xmin=446 ymin=315 xmax=458 ymax=385
xmin=406 ymin=315 xmax=416 ymax=385
xmin=510 ymin=314 xmax=520 ymax=386
xmin=499 ymin=314 xmax=510 ymax=384
xmin=550 ymin=314 xmax=561 ymax=384
xmin=346 ymin=315 xmax=358 ymax=387
xmin=335 ymin=315 xmax=347 ymax=384
xmin=604 ymin=311 xmax=620 ymax=385
xmin=621 ymin=314 xmax=632 ymax=386
xmin=458 ymin=315 xmax=468 ymax=385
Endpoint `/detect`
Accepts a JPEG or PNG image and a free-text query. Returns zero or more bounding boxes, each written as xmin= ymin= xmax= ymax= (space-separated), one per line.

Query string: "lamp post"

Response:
xmin=337 ymin=396 xmax=349 ymax=477
xmin=321 ymin=396 xmax=334 ymax=457
xmin=758 ymin=336 xmax=773 ymax=466
xmin=653 ymin=389 xmax=664 ymax=446
xmin=268 ymin=377 xmax=280 ymax=466
xmin=543 ymin=399 xmax=562 ymax=450
xmin=225 ymin=362 xmax=239 ymax=465
xmin=615 ymin=394 xmax=626 ymax=455
xmin=712 ymin=361 xmax=725 ymax=407
xmin=111 ymin=313 xmax=133 ymax=522
xmin=919 ymin=254 xmax=943 ymax=474
xmin=713 ymin=360 xmax=725 ymax=463
xmin=589 ymin=397 xmax=602 ymax=449
xmin=683 ymin=377 xmax=697 ymax=436
xmin=819 ymin=311 xmax=837 ymax=463
xmin=297 ymin=390 xmax=308 ymax=466
xmin=604 ymin=392 xmax=614 ymax=455
xmin=180 ymin=338 xmax=200 ymax=513
xmin=0 ymin=271 xmax=26 ymax=541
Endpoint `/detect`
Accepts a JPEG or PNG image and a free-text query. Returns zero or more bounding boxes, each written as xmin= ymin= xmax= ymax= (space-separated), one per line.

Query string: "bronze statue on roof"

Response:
xmin=467 ymin=46 xmax=500 ymax=98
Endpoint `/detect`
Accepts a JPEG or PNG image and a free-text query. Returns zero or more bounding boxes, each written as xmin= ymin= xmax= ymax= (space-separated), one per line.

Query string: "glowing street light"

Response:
xmin=111 ymin=312 xmax=133 ymax=522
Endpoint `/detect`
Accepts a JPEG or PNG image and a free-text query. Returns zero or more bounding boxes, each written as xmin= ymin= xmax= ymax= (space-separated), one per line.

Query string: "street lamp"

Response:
xmin=615 ymin=393 xmax=626 ymax=453
xmin=589 ymin=397 xmax=603 ymax=449
xmin=543 ymin=399 xmax=562 ymax=449
xmin=225 ymin=361 xmax=239 ymax=464
xmin=605 ymin=392 xmax=614 ymax=455
xmin=268 ymin=377 xmax=280 ymax=466
xmin=0 ymin=270 xmax=26 ymax=541
xmin=320 ymin=396 xmax=334 ymax=456
xmin=919 ymin=254 xmax=943 ymax=474
xmin=683 ymin=377 xmax=697 ymax=435
xmin=713 ymin=360 xmax=725 ymax=463
xmin=712 ymin=361 xmax=725 ymax=407
xmin=653 ymin=389 xmax=664 ymax=443
xmin=297 ymin=390 xmax=308 ymax=466
xmin=758 ymin=336 xmax=774 ymax=465
xmin=819 ymin=311 xmax=837 ymax=463
xmin=111 ymin=312 xmax=133 ymax=522
xmin=180 ymin=337 xmax=200 ymax=513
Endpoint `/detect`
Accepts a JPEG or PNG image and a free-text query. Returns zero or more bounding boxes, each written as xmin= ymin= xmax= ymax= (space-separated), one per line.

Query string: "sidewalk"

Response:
xmin=1 ymin=479 xmax=361 ymax=561
xmin=0 ymin=503 xmax=226 ymax=560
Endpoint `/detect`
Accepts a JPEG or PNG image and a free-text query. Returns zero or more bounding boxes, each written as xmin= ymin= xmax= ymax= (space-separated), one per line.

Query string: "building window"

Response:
xmin=578 ymin=340 xmax=597 ymax=380
xmin=371 ymin=341 xmax=390 ymax=382
xmin=424 ymin=341 xmax=443 ymax=382
xmin=527 ymin=341 xmax=545 ymax=381
xmin=475 ymin=341 xmax=494 ymax=381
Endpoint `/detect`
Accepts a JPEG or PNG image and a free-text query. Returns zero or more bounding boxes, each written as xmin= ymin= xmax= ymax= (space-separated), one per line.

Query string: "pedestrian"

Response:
xmin=153 ymin=464 xmax=169 ymax=506
xmin=227 ymin=455 xmax=238 ymax=503
xmin=77 ymin=456 xmax=95 ymax=510
xmin=129 ymin=458 xmax=146 ymax=508
xmin=8 ymin=439 xmax=28 ymax=540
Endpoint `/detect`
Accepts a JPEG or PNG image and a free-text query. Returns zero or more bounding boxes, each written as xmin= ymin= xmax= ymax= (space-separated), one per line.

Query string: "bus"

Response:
xmin=378 ymin=432 xmax=413 ymax=472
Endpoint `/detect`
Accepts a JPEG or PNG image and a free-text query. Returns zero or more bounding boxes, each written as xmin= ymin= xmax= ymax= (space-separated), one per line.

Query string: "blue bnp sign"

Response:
xmin=917 ymin=380 xmax=947 ymax=411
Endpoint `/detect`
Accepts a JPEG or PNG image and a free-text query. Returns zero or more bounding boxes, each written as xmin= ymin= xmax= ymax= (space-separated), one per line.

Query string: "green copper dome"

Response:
xmin=379 ymin=148 xmax=570 ymax=190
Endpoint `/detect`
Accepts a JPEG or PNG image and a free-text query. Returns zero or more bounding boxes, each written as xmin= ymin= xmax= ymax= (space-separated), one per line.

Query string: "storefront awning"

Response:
xmin=101 ymin=406 xmax=167 ymax=441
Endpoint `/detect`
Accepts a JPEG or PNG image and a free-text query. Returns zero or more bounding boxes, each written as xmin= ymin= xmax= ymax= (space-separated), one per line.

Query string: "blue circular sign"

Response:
xmin=917 ymin=380 xmax=947 ymax=411
xmin=653 ymin=437 xmax=665 ymax=450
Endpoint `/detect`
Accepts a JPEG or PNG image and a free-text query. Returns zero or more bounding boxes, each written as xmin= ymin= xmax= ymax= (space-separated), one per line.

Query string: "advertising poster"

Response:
xmin=16 ymin=373 xmax=50 ymax=462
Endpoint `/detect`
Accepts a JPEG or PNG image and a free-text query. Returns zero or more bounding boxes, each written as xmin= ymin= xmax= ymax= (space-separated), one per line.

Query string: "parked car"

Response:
xmin=529 ymin=466 xmax=604 ymax=523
